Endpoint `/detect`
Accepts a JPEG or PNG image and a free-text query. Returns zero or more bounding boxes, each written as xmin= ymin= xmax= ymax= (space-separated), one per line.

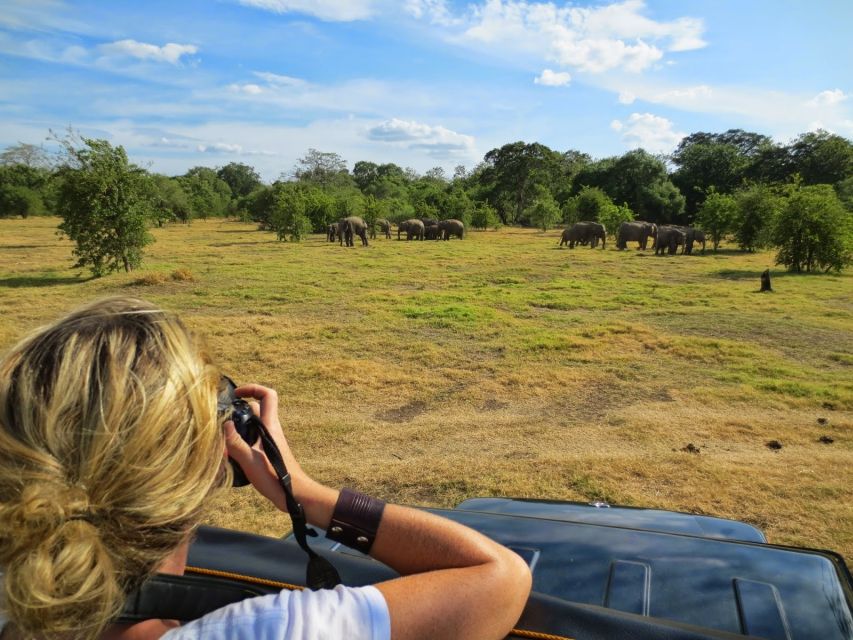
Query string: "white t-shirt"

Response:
xmin=162 ymin=585 xmax=391 ymax=640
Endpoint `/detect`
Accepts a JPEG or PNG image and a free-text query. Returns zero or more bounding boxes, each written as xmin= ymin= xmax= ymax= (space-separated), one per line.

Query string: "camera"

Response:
xmin=217 ymin=375 xmax=261 ymax=487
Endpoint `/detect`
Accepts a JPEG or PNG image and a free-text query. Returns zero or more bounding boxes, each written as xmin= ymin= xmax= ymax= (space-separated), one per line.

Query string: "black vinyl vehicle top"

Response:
xmin=272 ymin=499 xmax=853 ymax=639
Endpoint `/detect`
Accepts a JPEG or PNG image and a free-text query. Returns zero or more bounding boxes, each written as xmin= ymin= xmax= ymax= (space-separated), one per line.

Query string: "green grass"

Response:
xmin=1 ymin=217 xmax=851 ymax=560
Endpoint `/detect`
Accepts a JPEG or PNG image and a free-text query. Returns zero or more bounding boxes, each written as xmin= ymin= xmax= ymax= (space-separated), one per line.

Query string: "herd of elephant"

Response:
xmin=560 ymin=221 xmax=706 ymax=255
xmin=327 ymin=216 xmax=465 ymax=246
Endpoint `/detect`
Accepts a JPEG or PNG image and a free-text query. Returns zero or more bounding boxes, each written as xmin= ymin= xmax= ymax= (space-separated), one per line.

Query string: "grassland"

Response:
xmin=1 ymin=217 xmax=851 ymax=559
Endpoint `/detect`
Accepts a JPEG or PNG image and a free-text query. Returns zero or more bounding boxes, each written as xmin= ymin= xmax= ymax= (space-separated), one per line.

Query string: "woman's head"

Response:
xmin=0 ymin=297 xmax=225 ymax=639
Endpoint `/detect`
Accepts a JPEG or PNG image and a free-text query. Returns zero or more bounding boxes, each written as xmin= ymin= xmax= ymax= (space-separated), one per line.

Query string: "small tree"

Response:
xmin=269 ymin=183 xmax=312 ymax=241
xmin=525 ymin=187 xmax=561 ymax=231
xmin=695 ymin=190 xmax=737 ymax=251
xmin=561 ymin=186 xmax=612 ymax=224
xmin=470 ymin=202 xmax=500 ymax=230
xmin=56 ymin=138 xmax=153 ymax=276
xmin=597 ymin=202 xmax=635 ymax=237
xmin=0 ymin=184 xmax=44 ymax=218
xmin=733 ymin=184 xmax=782 ymax=252
xmin=772 ymin=183 xmax=852 ymax=272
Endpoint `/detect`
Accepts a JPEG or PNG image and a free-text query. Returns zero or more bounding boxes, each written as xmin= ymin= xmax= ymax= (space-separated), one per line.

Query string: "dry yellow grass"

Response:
xmin=1 ymin=217 xmax=851 ymax=559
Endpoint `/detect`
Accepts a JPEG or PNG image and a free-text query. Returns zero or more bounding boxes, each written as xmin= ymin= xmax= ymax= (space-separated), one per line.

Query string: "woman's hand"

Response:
xmin=224 ymin=384 xmax=307 ymax=513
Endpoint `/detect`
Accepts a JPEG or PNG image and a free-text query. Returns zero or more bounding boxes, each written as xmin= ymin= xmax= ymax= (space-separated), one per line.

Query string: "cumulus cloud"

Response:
xmin=618 ymin=90 xmax=635 ymax=104
xmin=366 ymin=118 xmax=475 ymax=157
xmin=808 ymin=89 xmax=848 ymax=107
xmin=610 ymin=112 xmax=685 ymax=152
xmin=534 ymin=69 xmax=571 ymax=86
xmin=99 ymin=39 xmax=197 ymax=64
xmin=237 ymin=0 xmax=376 ymax=21
xmin=228 ymin=83 xmax=264 ymax=95
xmin=405 ymin=0 xmax=460 ymax=25
xmin=428 ymin=0 xmax=706 ymax=74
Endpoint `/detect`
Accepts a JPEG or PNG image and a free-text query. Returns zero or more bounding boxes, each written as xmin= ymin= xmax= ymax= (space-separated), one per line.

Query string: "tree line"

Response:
xmin=0 ymin=127 xmax=850 ymax=275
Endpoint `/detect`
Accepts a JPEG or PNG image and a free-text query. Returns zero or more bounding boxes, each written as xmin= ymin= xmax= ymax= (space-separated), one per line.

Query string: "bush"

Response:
xmin=56 ymin=138 xmax=153 ymax=276
xmin=772 ymin=183 xmax=852 ymax=272
xmin=525 ymin=187 xmax=561 ymax=231
xmin=269 ymin=183 xmax=312 ymax=241
xmin=695 ymin=190 xmax=737 ymax=251
xmin=597 ymin=202 xmax=634 ymax=236
xmin=470 ymin=202 xmax=500 ymax=229
xmin=733 ymin=184 xmax=782 ymax=252
xmin=0 ymin=184 xmax=44 ymax=218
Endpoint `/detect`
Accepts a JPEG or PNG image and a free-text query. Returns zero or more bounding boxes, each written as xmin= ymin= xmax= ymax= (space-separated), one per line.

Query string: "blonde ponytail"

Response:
xmin=0 ymin=297 xmax=226 ymax=639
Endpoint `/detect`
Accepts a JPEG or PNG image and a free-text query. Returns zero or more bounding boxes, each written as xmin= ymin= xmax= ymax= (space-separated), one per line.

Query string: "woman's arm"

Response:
xmin=226 ymin=384 xmax=532 ymax=640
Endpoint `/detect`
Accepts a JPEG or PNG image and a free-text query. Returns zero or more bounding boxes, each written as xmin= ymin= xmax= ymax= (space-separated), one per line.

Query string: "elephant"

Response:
xmin=424 ymin=224 xmax=441 ymax=240
xmin=655 ymin=226 xmax=686 ymax=255
xmin=337 ymin=216 xmax=369 ymax=247
xmin=419 ymin=217 xmax=438 ymax=228
xmin=399 ymin=219 xmax=425 ymax=241
xmin=327 ymin=224 xmax=337 ymax=243
xmin=373 ymin=218 xmax=392 ymax=239
xmin=681 ymin=227 xmax=706 ymax=255
xmin=616 ymin=221 xmax=657 ymax=250
xmin=437 ymin=218 xmax=464 ymax=240
xmin=559 ymin=221 xmax=605 ymax=249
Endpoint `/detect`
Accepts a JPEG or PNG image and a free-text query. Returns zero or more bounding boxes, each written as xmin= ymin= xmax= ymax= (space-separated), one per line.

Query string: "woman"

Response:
xmin=0 ymin=297 xmax=531 ymax=639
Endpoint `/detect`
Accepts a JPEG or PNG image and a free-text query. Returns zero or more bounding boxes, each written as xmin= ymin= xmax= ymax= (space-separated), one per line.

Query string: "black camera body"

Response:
xmin=218 ymin=377 xmax=262 ymax=487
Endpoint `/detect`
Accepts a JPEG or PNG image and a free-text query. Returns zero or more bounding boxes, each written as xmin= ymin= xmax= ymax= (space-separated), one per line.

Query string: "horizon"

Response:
xmin=1 ymin=0 xmax=851 ymax=181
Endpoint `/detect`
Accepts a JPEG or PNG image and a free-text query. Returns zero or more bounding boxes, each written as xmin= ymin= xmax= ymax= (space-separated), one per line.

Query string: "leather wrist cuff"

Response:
xmin=326 ymin=488 xmax=385 ymax=553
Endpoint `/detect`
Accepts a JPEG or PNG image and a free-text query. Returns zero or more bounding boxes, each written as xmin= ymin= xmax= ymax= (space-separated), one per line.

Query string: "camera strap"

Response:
xmin=254 ymin=419 xmax=342 ymax=590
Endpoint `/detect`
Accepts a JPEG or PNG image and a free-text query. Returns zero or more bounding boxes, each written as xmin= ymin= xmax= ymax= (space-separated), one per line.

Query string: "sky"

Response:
xmin=0 ymin=0 xmax=851 ymax=181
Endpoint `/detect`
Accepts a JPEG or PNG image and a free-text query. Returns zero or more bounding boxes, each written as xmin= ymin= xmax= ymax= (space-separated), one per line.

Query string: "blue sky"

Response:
xmin=1 ymin=0 xmax=851 ymax=180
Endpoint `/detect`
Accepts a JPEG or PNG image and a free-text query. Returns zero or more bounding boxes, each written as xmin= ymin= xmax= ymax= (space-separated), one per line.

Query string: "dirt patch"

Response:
xmin=376 ymin=400 xmax=429 ymax=423
xmin=482 ymin=399 xmax=509 ymax=411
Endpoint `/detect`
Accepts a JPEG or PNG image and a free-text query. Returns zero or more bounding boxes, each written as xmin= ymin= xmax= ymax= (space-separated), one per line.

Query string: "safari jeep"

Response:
xmin=126 ymin=498 xmax=853 ymax=639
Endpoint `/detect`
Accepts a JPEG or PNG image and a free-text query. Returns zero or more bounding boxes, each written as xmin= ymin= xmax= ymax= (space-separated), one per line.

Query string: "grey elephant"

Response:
xmin=438 ymin=219 xmax=464 ymax=240
xmin=337 ymin=216 xmax=369 ymax=247
xmin=373 ymin=218 xmax=392 ymax=239
xmin=424 ymin=224 xmax=441 ymax=240
xmin=419 ymin=217 xmax=438 ymax=228
xmin=616 ymin=221 xmax=657 ymax=250
xmin=559 ymin=221 xmax=606 ymax=249
xmin=655 ymin=226 xmax=686 ymax=255
xmin=327 ymin=224 xmax=337 ymax=243
xmin=681 ymin=227 xmax=706 ymax=254
xmin=399 ymin=219 xmax=425 ymax=241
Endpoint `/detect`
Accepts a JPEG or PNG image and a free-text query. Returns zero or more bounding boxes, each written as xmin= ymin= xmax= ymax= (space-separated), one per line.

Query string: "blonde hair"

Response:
xmin=0 ymin=297 xmax=226 ymax=639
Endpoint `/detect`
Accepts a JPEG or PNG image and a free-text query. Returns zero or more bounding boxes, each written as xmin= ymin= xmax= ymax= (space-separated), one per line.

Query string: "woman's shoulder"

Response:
xmin=162 ymin=584 xmax=390 ymax=640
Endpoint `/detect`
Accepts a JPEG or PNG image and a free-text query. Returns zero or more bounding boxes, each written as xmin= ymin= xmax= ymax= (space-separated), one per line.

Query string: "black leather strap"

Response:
xmin=326 ymin=487 xmax=385 ymax=553
xmin=253 ymin=419 xmax=342 ymax=589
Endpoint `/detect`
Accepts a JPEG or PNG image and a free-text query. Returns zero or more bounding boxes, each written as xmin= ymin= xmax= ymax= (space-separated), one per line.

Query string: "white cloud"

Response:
xmin=253 ymin=71 xmax=307 ymax=87
xmin=432 ymin=0 xmax=705 ymax=74
xmin=99 ymin=39 xmax=197 ymax=64
xmin=617 ymin=90 xmax=635 ymax=104
xmin=405 ymin=0 xmax=459 ymax=26
xmin=366 ymin=118 xmax=475 ymax=157
xmin=656 ymin=84 xmax=712 ymax=101
xmin=808 ymin=89 xmax=848 ymax=107
xmin=229 ymin=83 xmax=264 ymax=95
xmin=598 ymin=75 xmax=853 ymax=139
xmin=610 ymin=112 xmax=685 ymax=153
xmin=237 ymin=0 xmax=377 ymax=21
xmin=198 ymin=142 xmax=243 ymax=153
xmin=534 ymin=69 xmax=571 ymax=86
